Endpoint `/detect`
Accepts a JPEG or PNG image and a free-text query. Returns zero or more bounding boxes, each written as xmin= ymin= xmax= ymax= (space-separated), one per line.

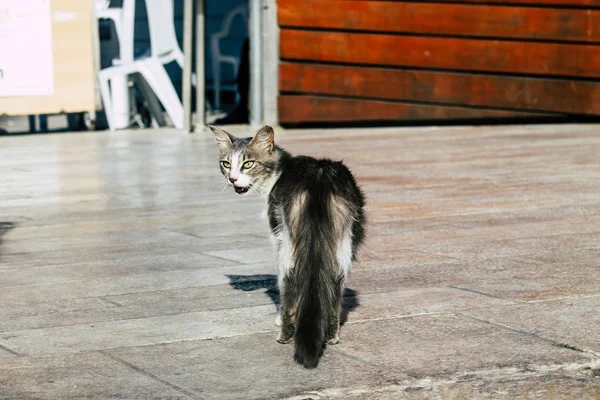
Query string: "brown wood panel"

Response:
xmin=280 ymin=63 xmax=600 ymax=115
xmin=342 ymin=0 xmax=600 ymax=7
xmin=279 ymin=0 xmax=600 ymax=42
xmin=278 ymin=95 xmax=555 ymax=123
xmin=280 ymin=30 xmax=600 ymax=79
xmin=397 ymin=0 xmax=600 ymax=6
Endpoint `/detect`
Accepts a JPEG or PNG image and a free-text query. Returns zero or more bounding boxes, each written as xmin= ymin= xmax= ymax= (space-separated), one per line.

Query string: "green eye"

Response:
xmin=242 ymin=161 xmax=255 ymax=169
xmin=221 ymin=161 xmax=231 ymax=168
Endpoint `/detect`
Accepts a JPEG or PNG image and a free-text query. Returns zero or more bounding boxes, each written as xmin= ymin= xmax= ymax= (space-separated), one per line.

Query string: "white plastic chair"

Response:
xmin=210 ymin=5 xmax=248 ymax=111
xmin=99 ymin=0 xmax=184 ymax=130
xmin=97 ymin=0 xmax=135 ymax=129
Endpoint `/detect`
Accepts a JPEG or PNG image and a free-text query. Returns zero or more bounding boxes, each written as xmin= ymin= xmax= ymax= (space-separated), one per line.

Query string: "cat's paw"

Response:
xmin=275 ymin=314 xmax=281 ymax=327
xmin=326 ymin=336 xmax=340 ymax=346
xmin=276 ymin=334 xmax=293 ymax=344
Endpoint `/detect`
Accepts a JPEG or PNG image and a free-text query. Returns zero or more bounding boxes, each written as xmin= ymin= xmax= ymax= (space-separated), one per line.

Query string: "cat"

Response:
xmin=209 ymin=125 xmax=366 ymax=368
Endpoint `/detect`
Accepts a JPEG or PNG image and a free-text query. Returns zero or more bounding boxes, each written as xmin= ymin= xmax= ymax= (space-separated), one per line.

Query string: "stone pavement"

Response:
xmin=0 ymin=124 xmax=599 ymax=399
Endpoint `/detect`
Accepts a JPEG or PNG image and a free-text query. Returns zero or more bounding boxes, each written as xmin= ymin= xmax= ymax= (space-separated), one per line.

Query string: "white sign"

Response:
xmin=0 ymin=0 xmax=54 ymax=97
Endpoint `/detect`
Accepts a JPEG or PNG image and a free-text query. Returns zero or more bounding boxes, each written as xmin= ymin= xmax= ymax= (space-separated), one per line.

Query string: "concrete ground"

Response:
xmin=0 ymin=124 xmax=599 ymax=399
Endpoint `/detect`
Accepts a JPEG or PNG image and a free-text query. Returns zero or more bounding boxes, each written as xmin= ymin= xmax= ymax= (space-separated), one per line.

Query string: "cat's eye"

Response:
xmin=242 ymin=161 xmax=254 ymax=169
xmin=221 ymin=161 xmax=231 ymax=168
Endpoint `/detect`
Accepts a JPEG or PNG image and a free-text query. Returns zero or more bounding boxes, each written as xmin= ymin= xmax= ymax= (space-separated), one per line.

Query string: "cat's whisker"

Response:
xmin=219 ymin=185 xmax=228 ymax=195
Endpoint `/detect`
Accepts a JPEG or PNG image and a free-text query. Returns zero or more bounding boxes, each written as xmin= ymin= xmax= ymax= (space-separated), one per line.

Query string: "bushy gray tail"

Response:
xmin=293 ymin=183 xmax=341 ymax=369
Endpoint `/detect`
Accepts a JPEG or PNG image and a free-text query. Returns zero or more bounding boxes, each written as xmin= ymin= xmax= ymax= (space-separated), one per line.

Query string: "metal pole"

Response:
xmin=182 ymin=0 xmax=194 ymax=132
xmin=261 ymin=0 xmax=278 ymax=127
xmin=249 ymin=0 xmax=262 ymax=127
xmin=195 ymin=0 xmax=205 ymax=129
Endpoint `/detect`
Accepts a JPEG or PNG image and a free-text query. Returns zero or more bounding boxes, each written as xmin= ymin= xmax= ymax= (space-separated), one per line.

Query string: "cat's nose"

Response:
xmin=229 ymin=177 xmax=237 ymax=183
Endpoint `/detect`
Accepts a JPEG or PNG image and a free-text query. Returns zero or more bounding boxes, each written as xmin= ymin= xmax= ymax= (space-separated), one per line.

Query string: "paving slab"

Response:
xmin=408 ymin=232 xmax=600 ymax=263
xmin=106 ymin=332 xmax=393 ymax=400
xmin=0 ymin=296 xmax=116 ymax=321
xmin=336 ymin=314 xmax=592 ymax=378
xmin=0 ymin=252 xmax=241 ymax=287
xmin=0 ymin=352 xmax=192 ymax=399
xmin=204 ymin=246 xmax=274 ymax=264
xmin=0 ymin=263 xmax=275 ymax=304
xmin=0 ymin=304 xmax=277 ymax=356
xmin=464 ymin=297 xmax=600 ymax=354
xmin=0 ymin=239 xmax=259 ymax=270
xmin=0 ymin=280 xmax=279 ymax=332
xmin=342 ymin=287 xmax=516 ymax=322
xmin=284 ymin=365 xmax=600 ymax=400
xmin=455 ymin=275 xmax=600 ymax=302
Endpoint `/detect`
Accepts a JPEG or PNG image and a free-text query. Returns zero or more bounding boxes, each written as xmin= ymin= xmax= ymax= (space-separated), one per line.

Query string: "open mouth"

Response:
xmin=234 ymin=185 xmax=251 ymax=194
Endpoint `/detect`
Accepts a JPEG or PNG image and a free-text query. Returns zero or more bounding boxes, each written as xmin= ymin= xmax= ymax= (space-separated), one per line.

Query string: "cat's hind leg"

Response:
xmin=326 ymin=276 xmax=344 ymax=346
xmin=277 ymin=276 xmax=297 ymax=344
xmin=276 ymin=227 xmax=296 ymax=343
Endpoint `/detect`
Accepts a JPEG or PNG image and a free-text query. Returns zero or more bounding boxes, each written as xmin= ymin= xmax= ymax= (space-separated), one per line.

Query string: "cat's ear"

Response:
xmin=249 ymin=126 xmax=275 ymax=153
xmin=209 ymin=125 xmax=236 ymax=152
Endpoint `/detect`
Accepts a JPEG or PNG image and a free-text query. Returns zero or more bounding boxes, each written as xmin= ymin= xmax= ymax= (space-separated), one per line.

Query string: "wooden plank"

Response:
xmin=280 ymin=63 xmax=600 ymax=115
xmin=280 ymin=30 xmax=600 ymax=79
xmin=278 ymin=95 xmax=555 ymax=123
xmin=400 ymin=0 xmax=600 ymax=7
xmin=279 ymin=0 xmax=600 ymax=43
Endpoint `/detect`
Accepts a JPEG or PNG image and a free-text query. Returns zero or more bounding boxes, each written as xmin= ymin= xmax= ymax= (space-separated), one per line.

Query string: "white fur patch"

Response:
xmin=260 ymin=171 xmax=281 ymax=197
xmin=277 ymin=227 xmax=293 ymax=288
xmin=336 ymin=224 xmax=353 ymax=278
xmin=230 ymin=151 xmax=251 ymax=188
xmin=275 ymin=209 xmax=294 ymax=289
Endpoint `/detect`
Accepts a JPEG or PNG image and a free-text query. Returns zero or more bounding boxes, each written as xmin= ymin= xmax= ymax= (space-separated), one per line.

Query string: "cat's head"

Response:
xmin=209 ymin=125 xmax=280 ymax=196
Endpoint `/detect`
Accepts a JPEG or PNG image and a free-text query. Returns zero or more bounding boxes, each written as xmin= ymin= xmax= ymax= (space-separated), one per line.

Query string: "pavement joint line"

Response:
xmin=0 ymin=260 xmax=267 ymax=290
xmin=160 ymin=227 xmax=203 ymax=240
xmin=351 ymin=260 xmax=464 ymax=272
xmin=0 ymin=305 xmax=126 ymax=322
xmin=0 ymin=305 xmax=278 ymax=334
xmin=460 ymin=312 xmax=600 ymax=359
xmin=99 ymin=350 xmax=201 ymax=400
xmin=344 ymin=311 xmax=443 ymax=326
xmin=0 ymin=299 xmax=533 ymax=336
xmin=447 ymin=285 xmax=528 ymax=303
xmin=195 ymin=251 xmax=252 ymax=264
xmin=93 ymin=329 xmax=281 ymax=353
xmin=524 ymin=293 xmax=600 ymax=304
xmin=0 ymin=343 xmax=22 ymax=357
xmin=400 ymin=248 xmax=463 ymax=261
xmin=99 ymin=297 xmax=123 ymax=307
xmin=0 ymin=287 xmax=535 ymax=334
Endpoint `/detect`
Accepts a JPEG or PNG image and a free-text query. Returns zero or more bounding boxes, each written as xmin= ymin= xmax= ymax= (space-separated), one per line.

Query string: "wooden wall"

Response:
xmin=277 ymin=0 xmax=600 ymax=124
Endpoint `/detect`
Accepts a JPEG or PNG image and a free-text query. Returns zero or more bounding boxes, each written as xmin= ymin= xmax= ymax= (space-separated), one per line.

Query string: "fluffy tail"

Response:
xmin=293 ymin=179 xmax=342 ymax=369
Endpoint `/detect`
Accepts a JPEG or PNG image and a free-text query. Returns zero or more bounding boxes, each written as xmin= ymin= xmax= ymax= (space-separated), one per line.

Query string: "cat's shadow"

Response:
xmin=227 ymin=274 xmax=359 ymax=326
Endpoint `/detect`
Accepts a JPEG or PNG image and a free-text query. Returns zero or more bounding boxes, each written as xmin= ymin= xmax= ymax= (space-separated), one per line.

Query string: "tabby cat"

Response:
xmin=210 ymin=125 xmax=365 ymax=368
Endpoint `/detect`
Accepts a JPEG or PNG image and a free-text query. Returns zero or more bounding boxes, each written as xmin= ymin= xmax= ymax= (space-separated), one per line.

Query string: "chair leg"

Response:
xmin=99 ymin=74 xmax=116 ymax=131
xmin=213 ymin=61 xmax=221 ymax=111
xmin=132 ymin=73 xmax=166 ymax=127
xmin=139 ymin=60 xmax=183 ymax=129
